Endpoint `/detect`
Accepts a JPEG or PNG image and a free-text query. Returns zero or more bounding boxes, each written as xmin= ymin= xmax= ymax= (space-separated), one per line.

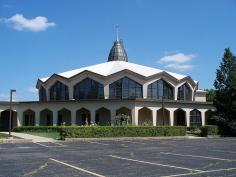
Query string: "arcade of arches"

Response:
xmin=0 ymin=107 xmax=212 ymax=130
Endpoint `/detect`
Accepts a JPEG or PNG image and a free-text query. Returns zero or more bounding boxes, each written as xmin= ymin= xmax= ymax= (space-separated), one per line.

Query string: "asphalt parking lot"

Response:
xmin=0 ymin=138 xmax=236 ymax=177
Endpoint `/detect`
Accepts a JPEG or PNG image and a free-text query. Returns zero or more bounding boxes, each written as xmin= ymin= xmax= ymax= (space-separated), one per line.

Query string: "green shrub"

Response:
xmin=187 ymin=126 xmax=199 ymax=133
xmin=199 ymin=127 xmax=208 ymax=137
xmin=13 ymin=126 xmax=61 ymax=132
xmin=199 ymin=125 xmax=219 ymax=137
xmin=60 ymin=126 xmax=187 ymax=139
xmin=204 ymin=125 xmax=219 ymax=135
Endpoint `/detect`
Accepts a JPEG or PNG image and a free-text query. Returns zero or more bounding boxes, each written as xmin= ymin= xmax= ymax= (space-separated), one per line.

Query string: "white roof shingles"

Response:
xmin=40 ymin=61 xmax=188 ymax=82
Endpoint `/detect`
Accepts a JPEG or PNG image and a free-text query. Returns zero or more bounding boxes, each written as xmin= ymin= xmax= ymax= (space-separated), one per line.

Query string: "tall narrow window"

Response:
xmin=190 ymin=109 xmax=202 ymax=126
xmin=109 ymin=77 xmax=142 ymax=99
xmin=74 ymin=78 xmax=104 ymax=100
xmin=50 ymin=81 xmax=69 ymax=101
xmin=147 ymin=79 xmax=174 ymax=99
xmin=39 ymin=86 xmax=47 ymax=101
xmin=177 ymin=83 xmax=192 ymax=101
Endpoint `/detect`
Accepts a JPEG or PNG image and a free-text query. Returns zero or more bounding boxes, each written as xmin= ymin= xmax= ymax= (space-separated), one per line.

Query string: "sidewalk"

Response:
xmin=0 ymin=132 xmax=56 ymax=143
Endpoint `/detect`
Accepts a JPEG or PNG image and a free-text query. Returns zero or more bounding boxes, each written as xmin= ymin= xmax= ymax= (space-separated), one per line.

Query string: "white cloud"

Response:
xmin=0 ymin=93 xmax=18 ymax=101
xmin=165 ymin=63 xmax=194 ymax=72
xmin=158 ymin=52 xmax=196 ymax=72
xmin=159 ymin=53 xmax=196 ymax=63
xmin=1 ymin=14 xmax=56 ymax=32
xmin=0 ymin=93 xmax=9 ymax=100
xmin=27 ymin=87 xmax=38 ymax=94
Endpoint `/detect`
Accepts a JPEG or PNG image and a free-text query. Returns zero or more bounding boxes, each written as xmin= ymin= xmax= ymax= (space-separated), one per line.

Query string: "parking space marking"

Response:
xmin=34 ymin=142 xmax=66 ymax=148
xmin=49 ymin=158 xmax=106 ymax=177
xmin=50 ymin=142 xmax=66 ymax=146
xmin=116 ymin=140 xmax=146 ymax=145
xmin=109 ymin=155 xmax=202 ymax=172
xmin=86 ymin=141 xmax=109 ymax=146
xmin=162 ymin=167 xmax=236 ymax=177
xmin=34 ymin=142 xmax=51 ymax=148
xmin=17 ymin=146 xmax=33 ymax=149
xmin=160 ymin=152 xmax=236 ymax=162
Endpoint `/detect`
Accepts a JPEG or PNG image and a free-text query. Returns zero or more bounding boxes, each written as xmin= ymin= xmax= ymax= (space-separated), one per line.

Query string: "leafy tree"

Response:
xmin=213 ymin=48 xmax=236 ymax=135
xmin=205 ymin=89 xmax=216 ymax=102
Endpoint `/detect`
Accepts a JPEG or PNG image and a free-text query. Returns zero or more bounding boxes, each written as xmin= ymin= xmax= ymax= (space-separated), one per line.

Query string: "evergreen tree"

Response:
xmin=205 ymin=89 xmax=216 ymax=102
xmin=213 ymin=48 xmax=236 ymax=135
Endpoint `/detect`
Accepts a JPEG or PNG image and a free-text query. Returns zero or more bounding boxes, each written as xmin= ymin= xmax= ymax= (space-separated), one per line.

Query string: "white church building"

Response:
xmin=0 ymin=36 xmax=214 ymax=131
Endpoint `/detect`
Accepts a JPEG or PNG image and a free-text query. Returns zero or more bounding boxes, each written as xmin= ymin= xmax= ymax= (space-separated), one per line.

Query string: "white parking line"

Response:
xmin=49 ymin=158 xmax=106 ymax=177
xmin=162 ymin=167 xmax=236 ymax=177
xmin=86 ymin=141 xmax=109 ymax=146
xmin=17 ymin=146 xmax=33 ymax=149
xmin=109 ymin=155 xmax=202 ymax=172
xmin=34 ymin=142 xmax=51 ymax=148
xmin=34 ymin=142 xmax=65 ymax=148
xmin=160 ymin=152 xmax=236 ymax=162
xmin=50 ymin=142 xmax=66 ymax=147
xmin=116 ymin=140 xmax=146 ymax=145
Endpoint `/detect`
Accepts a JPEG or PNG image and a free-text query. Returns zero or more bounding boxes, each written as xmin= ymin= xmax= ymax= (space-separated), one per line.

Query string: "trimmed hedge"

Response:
xmin=200 ymin=125 xmax=219 ymax=137
xmin=14 ymin=126 xmax=61 ymax=132
xmin=59 ymin=126 xmax=187 ymax=139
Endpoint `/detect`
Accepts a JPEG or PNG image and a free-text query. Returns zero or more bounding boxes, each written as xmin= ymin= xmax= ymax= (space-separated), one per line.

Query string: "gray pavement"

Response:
xmin=0 ymin=138 xmax=236 ymax=176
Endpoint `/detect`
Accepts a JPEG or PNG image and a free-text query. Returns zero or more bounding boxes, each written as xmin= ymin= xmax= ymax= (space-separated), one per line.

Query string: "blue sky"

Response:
xmin=0 ymin=0 xmax=236 ymax=101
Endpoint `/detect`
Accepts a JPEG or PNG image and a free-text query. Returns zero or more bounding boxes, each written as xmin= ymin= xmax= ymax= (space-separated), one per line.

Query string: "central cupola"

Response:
xmin=107 ymin=29 xmax=128 ymax=62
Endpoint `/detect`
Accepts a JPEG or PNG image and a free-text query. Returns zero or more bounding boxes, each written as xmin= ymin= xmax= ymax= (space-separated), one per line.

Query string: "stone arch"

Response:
xmin=0 ymin=110 xmax=17 ymax=131
xmin=95 ymin=107 xmax=111 ymax=126
xmin=76 ymin=108 xmax=91 ymax=125
xmin=23 ymin=109 xmax=35 ymax=126
xmin=190 ymin=109 xmax=202 ymax=126
xmin=138 ymin=107 xmax=152 ymax=125
xmin=116 ymin=107 xmax=132 ymax=116
xmin=156 ymin=108 xmax=170 ymax=125
xmin=58 ymin=108 xmax=71 ymax=126
xmin=116 ymin=107 xmax=132 ymax=124
xmin=174 ymin=109 xmax=186 ymax=126
xmin=40 ymin=109 xmax=53 ymax=126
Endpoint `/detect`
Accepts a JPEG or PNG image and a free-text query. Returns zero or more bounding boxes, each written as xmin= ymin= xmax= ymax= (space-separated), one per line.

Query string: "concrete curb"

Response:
xmin=0 ymin=139 xmax=33 ymax=144
xmin=65 ymin=136 xmax=207 ymax=142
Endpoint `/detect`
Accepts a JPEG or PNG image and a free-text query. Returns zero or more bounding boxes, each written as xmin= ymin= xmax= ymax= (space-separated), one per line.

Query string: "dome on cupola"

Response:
xmin=107 ymin=29 xmax=128 ymax=62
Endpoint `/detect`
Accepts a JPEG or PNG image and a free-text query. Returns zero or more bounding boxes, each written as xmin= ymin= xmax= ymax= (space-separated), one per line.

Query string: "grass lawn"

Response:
xmin=0 ymin=133 xmax=9 ymax=139
xmin=26 ymin=132 xmax=61 ymax=139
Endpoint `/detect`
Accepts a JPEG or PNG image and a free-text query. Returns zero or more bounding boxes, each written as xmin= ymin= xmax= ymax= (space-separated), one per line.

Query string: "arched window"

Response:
xmin=190 ymin=109 xmax=202 ymax=126
xmin=74 ymin=78 xmax=104 ymax=100
xmin=50 ymin=81 xmax=69 ymax=101
xmin=147 ymin=79 xmax=174 ymax=99
xmin=109 ymin=77 xmax=142 ymax=99
xmin=39 ymin=86 xmax=47 ymax=101
xmin=177 ymin=83 xmax=192 ymax=101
